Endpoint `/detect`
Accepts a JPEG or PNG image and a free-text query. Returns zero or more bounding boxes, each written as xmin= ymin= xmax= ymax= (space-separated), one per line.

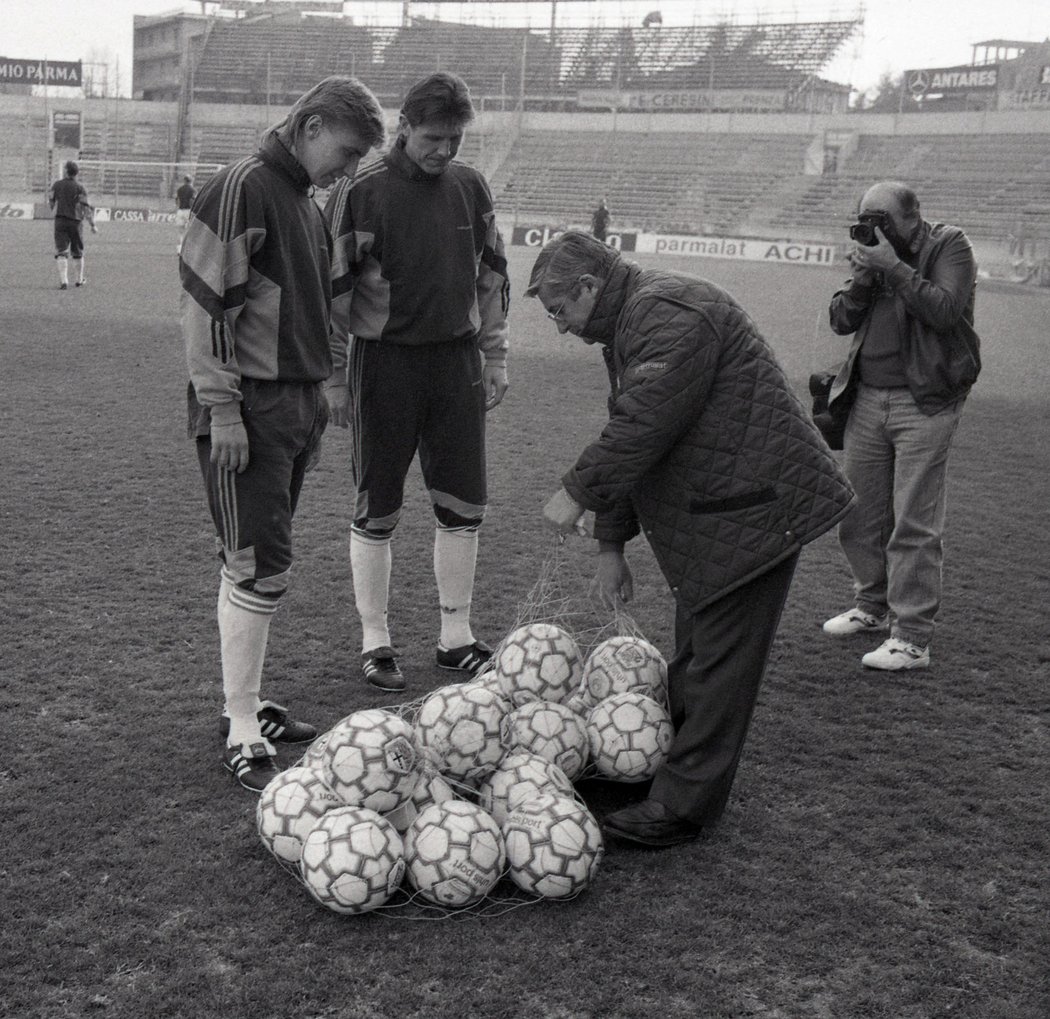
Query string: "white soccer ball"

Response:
xmin=300 ymin=729 xmax=334 ymax=769
xmin=475 ymin=750 xmax=575 ymax=825
xmin=501 ymin=700 xmax=589 ymax=781
xmin=405 ymin=800 xmax=506 ymax=907
xmin=320 ymin=709 xmax=424 ymax=812
xmin=493 ymin=623 xmax=583 ymax=707
xmin=383 ymin=766 xmax=457 ymax=835
xmin=256 ymin=765 xmax=343 ymax=863
xmin=299 ymin=806 xmax=405 ymax=915
xmin=414 ymin=683 xmax=510 ymax=781
xmin=581 ymin=635 xmax=668 ymax=708
xmin=502 ymin=793 xmax=604 ymax=899
xmin=587 ymin=692 xmax=673 ymax=782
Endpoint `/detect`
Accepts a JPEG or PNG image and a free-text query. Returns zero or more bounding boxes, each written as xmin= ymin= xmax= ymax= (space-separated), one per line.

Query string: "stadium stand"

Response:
xmin=771 ymin=133 xmax=1050 ymax=240
xmin=490 ymin=131 xmax=813 ymax=233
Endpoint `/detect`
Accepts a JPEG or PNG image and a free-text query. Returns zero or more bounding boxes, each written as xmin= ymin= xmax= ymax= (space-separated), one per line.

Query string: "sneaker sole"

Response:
xmin=862 ymin=659 xmax=929 ymax=671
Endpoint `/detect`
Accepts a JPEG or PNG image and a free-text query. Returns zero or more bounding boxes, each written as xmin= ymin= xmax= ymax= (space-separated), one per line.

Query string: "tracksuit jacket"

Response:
xmin=323 ymin=139 xmax=509 ymax=380
xmin=560 ymin=257 xmax=855 ymax=616
xmin=180 ymin=131 xmax=334 ymax=429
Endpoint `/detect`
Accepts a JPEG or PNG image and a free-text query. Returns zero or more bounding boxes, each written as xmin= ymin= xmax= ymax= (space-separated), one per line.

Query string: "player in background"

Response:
xmin=590 ymin=197 xmax=610 ymax=243
xmin=324 ymin=71 xmax=510 ymax=693
xmin=174 ymin=174 xmax=196 ymax=254
xmin=180 ymin=76 xmax=385 ymax=792
xmin=48 ymin=159 xmax=97 ymax=289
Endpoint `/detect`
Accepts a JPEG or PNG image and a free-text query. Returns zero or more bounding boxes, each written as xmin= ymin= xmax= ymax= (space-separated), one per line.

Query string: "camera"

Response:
xmin=849 ymin=213 xmax=889 ymax=247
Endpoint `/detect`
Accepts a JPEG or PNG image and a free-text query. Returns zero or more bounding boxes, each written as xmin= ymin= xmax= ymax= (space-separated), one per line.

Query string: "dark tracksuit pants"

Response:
xmin=648 ymin=551 xmax=800 ymax=827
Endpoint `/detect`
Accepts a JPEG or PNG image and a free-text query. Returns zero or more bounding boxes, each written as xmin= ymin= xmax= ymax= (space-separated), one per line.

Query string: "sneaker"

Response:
xmin=822 ymin=608 xmax=889 ymax=636
xmin=75 ymin=280 xmax=86 ymax=287
xmin=219 ymin=700 xmax=317 ymax=744
xmin=861 ymin=637 xmax=930 ymax=671
xmin=58 ymin=283 xmax=68 ymax=290
xmin=436 ymin=640 xmax=494 ymax=676
xmin=362 ymin=646 xmax=405 ymax=692
xmin=222 ymin=741 xmax=279 ymax=792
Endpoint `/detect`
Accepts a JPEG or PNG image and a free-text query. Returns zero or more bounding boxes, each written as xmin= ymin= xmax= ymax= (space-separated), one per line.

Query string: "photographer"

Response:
xmin=821 ymin=181 xmax=981 ymax=670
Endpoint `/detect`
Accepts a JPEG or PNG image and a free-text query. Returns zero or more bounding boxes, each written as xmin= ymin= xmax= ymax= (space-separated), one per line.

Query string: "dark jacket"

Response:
xmin=827 ymin=221 xmax=980 ymax=415
xmin=561 ymin=258 xmax=855 ymax=615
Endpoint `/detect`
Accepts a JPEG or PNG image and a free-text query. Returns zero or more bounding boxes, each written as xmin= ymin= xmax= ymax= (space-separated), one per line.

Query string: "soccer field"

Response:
xmin=2 ymin=220 xmax=1048 ymax=1018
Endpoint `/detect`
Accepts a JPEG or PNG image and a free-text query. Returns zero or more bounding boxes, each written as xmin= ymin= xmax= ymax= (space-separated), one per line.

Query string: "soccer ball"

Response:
xmin=501 ymin=700 xmax=589 ymax=781
xmin=475 ymin=750 xmax=575 ymax=825
xmin=493 ymin=623 xmax=583 ymax=707
xmin=383 ymin=766 xmax=457 ymax=835
xmin=502 ymin=793 xmax=604 ymax=899
xmin=320 ymin=709 xmax=424 ymax=812
xmin=404 ymin=800 xmax=506 ymax=907
xmin=587 ymin=692 xmax=673 ymax=782
xmin=300 ymin=729 xmax=334 ymax=769
xmin=581 ymin=635 xmax=668 ymax=708
xmin=299 ymin=806 xmax=405 ymax=915
xmin=256 ymin=765 xmax=343 ymax=863
xmin=414 ymin=683 xmax=510 ymax=781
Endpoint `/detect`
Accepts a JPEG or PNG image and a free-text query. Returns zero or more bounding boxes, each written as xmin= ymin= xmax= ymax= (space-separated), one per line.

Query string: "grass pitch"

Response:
xmin=2 ymin=221 xmax=1048 ymax=1019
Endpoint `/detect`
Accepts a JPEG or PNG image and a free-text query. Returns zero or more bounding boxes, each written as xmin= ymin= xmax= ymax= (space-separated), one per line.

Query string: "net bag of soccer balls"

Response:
xmin=256 ymin=624 xmax=671 ymax=916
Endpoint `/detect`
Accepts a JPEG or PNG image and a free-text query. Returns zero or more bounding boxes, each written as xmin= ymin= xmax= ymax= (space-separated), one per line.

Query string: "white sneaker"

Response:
xmin=822 ymin=608 xmax=889 ymax=636
xmin=862 ymin=637 xmax=930 ymax=671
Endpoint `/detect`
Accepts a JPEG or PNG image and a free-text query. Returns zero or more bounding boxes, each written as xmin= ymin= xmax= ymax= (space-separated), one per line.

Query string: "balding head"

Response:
xmin=859 ymin=180 xmax=922 ymax=256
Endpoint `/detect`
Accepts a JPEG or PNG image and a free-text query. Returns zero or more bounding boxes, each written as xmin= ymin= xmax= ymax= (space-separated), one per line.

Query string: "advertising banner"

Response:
xmin=0 ymin=202 xmax=35 ymax=219
xmin=904 ymin=65 xmax=998 ymax=97
xmin=511 ymin=225 xmax=637 ymax=252
xmin=0 ymin=58 xmax=83 ymax=86
xmin=577 ymin=88 xmax=785 ymax=112
xmin=636 ymin=232 xmax=836 ymax=266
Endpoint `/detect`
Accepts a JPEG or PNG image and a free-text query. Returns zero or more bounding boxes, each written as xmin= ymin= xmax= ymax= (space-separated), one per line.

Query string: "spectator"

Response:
xmin=822 ymin=181 xmax=980 ymax=670
xmin=531 ymin=231 xmax=854 ymax=847
xmin=174 ymin=174 xmax=196 ymax=254
xmin=591 ymin=197 xmax=611 ymax=242
xmin=324 ymin=72 xmax=510 ymax=693
xmin=180 ymin=76 xmax=386 ymax=791
xmin=48 ymin=159 xmax=97 ymax=289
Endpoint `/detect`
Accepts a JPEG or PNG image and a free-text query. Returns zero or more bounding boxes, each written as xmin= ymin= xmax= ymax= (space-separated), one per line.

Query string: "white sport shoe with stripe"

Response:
xmin=861 ymin=637 xmax=930 ymax=671
xmin=822 ymin=608 xmax=889 ymax=636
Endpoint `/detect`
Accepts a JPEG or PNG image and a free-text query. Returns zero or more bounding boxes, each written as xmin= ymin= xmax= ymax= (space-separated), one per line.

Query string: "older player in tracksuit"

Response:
xmin=324 ymin=72 xmax=510 ymax=694
xmin=180 ymin=77 xmax=385 ymax=792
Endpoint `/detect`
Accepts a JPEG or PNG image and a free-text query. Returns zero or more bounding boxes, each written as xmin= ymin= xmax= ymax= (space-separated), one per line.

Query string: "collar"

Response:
xmin=576 ymin=258 xmax=640 ymax=345
xmin=258 ymin=130 xmax=313 ymax=193
xmin=387 ymin=137 xmax=443 ymax=182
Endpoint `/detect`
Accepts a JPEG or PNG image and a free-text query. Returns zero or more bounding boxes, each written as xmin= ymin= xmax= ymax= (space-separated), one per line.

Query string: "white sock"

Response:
xmin=75 ymin=257 xmax=85 ymax=284
xmin=218 ymin=577 xmax=276 ymax=748
xmin=350 ymin=530 xmax=392 ymax=652
xmin=57 ymin=256 xmax=68 ymax=285
xmin=434 ymin=526 xmax=478 ymax=649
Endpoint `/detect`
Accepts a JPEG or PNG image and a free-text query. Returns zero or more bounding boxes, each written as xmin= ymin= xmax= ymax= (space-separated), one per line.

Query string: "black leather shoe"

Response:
xmin=601 ymin=798 xmax=702 ymax=847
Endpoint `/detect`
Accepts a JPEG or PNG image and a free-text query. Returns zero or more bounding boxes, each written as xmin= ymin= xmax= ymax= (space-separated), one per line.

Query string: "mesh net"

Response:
xmin=270 ymin=534 xmax=660 ymax=919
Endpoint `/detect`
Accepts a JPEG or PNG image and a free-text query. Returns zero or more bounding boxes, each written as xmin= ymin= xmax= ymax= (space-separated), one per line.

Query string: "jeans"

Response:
xmin=838 ymin=384 xmax=964 ymax=646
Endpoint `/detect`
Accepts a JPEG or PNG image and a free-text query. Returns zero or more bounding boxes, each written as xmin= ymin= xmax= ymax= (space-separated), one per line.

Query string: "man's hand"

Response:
xmin=543 ymin=488 xmax=586 ymax=535
xmin=591 ymin=545 xmax=633 ymax=606
xmin=325 ymin=384 xmax=351 ymax=428
xmin=483 ymin=364 xmax=508 ymax=411
xmin=847 ymin=252 xmax=876 ymax=287
xmin=850 ymin=227 xmax=899 ymax=276
xmin=210 ymin=420 xmax=250 ymax=473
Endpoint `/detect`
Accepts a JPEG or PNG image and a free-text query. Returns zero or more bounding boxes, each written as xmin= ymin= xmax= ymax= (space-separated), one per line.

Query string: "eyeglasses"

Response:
xmin=546 ymin=294 xmax=570 ymax=321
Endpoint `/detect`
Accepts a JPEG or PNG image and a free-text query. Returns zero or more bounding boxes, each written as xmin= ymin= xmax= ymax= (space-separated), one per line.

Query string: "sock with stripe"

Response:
xmin=219 ymin=577 xmax=276 ymax=749
xmin=57 ymin=255 xmax=68 ymax=286
xmin=350 ymin=530 xmax=392 ymax=652
xmin=434 ymin=525 xmax=478 ymax=650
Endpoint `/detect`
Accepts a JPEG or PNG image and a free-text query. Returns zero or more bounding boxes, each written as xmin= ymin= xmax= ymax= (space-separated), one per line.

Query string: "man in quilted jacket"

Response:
xmin=529 ymin=230 xmax=854 ymax=847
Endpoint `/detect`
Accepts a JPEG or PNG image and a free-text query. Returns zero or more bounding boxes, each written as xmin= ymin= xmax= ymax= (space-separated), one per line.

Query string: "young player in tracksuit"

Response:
xmin=323 ymin=72 xmax=510 ymax=693
xmin=180 ymin=76 xmax=385 ymax=792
